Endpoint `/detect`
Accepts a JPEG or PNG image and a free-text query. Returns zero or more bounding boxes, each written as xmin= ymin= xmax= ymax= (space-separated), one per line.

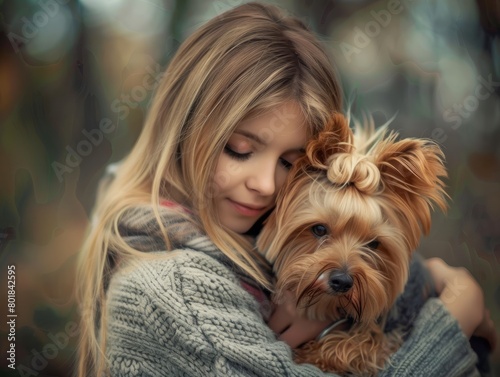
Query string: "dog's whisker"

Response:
xmin=297 ymin=287 xmax=324 ymax=309
xmin=356 ymin=276 xmax=365 ymax=320
xmin=317 ymin=237 xmax=329 ymax=250
xmin=296 ymin=264 xmax=333 ymax=307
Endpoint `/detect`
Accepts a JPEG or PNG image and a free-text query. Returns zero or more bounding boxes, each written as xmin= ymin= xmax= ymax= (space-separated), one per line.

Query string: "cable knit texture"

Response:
xmin=104 ymin=202 xmax=480 ymax=376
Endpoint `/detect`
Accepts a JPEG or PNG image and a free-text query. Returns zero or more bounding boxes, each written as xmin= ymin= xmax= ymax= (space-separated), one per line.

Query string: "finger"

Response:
xmin=425 ymin=258 xmax=449 ymax=293
xmin=278 ymin=317 xmax=331 ymax=348
xmin=479 ymin=325 xmax=496 ymax=351
xmin=487 ymin=325 xmax=497 ymax=351
xmin=267 ymin=302 xmax=294 ymax=335
xmin=473 ymin=309 xmax=497 ymax=351
xmin=482 ymin=311 xmax=497 ymax=351
xmin=267 ymin=291 xmax=297 ymax=334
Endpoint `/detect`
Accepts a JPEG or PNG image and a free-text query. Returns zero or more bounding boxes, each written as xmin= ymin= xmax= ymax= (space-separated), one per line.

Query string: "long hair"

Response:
xmin=74 ymin=2 xmax=343 ymax=376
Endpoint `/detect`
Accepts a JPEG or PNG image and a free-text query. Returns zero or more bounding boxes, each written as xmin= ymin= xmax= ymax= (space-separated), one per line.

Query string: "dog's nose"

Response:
xmin=328 ymin=270 xmax=353 ymax=293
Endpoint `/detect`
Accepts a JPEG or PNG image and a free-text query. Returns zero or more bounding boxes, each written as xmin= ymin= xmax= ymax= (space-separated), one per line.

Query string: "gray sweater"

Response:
xmin=104 ymin=204 xmax=480 ymax=376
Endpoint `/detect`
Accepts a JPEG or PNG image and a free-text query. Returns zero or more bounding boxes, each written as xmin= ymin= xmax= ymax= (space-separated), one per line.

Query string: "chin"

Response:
xmin=220 ymin=217 xmax=255 ymax=235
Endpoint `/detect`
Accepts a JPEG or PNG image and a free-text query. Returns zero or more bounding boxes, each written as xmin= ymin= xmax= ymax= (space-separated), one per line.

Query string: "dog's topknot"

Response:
xmin=304 ymin=112 xmax=381 ymax=195
xmin=326 ymin=153 xmax=381 ymax=195
xmin=305 ymin=112 xmax=353 ymax=170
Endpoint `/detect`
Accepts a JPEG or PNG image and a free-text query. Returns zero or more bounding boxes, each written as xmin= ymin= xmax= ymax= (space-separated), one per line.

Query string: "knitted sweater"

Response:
xmin=103 ymin=203 xmax=480 ymax=377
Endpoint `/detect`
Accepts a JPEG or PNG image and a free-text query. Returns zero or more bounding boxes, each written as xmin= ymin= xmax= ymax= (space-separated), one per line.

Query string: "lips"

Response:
xmin=227 ymin=199 xmax=267 ymax=217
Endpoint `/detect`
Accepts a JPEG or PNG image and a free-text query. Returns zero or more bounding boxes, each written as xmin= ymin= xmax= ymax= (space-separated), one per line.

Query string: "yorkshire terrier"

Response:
xmin=257 ymin=113 xmax=448 ymax=376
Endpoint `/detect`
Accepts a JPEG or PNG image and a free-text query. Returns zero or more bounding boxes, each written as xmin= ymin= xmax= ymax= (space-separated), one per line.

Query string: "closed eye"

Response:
xmin=224 ymin=146 xmax=251 ymax=161
xmin=279 ymin=158 xmax=293 ymax=170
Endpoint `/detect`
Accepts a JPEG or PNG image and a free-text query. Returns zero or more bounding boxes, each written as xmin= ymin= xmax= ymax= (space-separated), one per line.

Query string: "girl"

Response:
xmin=75 ymin=2 xmax=492 ymax=376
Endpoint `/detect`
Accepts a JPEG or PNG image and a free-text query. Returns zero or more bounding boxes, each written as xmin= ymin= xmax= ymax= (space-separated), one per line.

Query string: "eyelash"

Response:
xmin=224 ymin=146 xmax=293 ymax=169
xmin=280 ymin=159 xmax=293 ymax=170
xmin=224 ymin=146 xmax=251 ymax=161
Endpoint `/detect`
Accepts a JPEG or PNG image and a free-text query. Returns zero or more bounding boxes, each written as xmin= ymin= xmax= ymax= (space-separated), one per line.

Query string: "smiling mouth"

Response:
xmin=228 ymin=199 xmax=267 ymax=216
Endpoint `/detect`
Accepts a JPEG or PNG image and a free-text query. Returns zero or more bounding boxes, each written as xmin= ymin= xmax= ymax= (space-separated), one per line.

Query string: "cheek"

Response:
xmin=214 ymin=154 xmax=243 ymax=192
xmin=274 ymin=170 xmax=289 ymax=193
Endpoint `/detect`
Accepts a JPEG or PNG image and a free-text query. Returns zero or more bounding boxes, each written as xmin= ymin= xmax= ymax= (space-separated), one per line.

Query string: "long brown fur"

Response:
xmin=257 ymin=112 xmax=448 ymax=376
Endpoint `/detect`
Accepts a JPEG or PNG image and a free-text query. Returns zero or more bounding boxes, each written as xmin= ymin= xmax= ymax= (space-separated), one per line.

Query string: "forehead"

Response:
xmin=235 ymin=102 xmax=308 ymax=148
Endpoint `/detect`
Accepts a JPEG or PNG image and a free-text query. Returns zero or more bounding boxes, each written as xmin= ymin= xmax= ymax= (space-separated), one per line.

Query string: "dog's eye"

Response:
xmin=311 ymin=224 xmax=328 ymax=238
xmin=366 ymin=240 xmax=380 ymax=250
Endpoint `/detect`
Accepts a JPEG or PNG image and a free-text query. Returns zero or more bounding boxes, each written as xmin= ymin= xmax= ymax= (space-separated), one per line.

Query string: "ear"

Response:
xmin=306 ymin=112 xmax=353 ymax=169
xmin=375 ymin=136 xmax=448 ymax=247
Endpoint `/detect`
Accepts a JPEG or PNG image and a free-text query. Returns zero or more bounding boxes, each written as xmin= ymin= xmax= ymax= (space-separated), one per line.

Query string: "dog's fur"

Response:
xmin=257 ymin=113 xmax=448 ymax=376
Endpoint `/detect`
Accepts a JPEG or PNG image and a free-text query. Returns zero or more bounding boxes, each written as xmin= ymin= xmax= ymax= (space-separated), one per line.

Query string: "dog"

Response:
xmin=257 ymin=113 xmax=448 ymax=376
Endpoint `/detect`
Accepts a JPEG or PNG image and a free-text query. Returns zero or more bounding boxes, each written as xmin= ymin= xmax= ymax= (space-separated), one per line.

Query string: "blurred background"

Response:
xmin=0 ymin=0 xmax=499 ymax=375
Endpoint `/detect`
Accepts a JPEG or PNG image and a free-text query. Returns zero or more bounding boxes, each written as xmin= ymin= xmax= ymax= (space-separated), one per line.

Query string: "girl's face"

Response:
xmin=213 ymin=102 xmax=307 ymax=234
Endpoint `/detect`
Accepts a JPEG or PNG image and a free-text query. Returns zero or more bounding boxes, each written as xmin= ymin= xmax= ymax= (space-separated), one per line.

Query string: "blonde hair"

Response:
xmin=75 ymin=2 xmax=342 ymax=376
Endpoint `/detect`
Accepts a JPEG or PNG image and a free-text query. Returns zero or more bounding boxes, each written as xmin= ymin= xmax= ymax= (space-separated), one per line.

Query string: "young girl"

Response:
xmin=75 ymin=2 xmax=491 ymax=376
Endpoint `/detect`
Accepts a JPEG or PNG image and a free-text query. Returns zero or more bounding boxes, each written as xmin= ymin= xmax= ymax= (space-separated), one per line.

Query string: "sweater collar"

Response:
xmin=116 ymin=202 xmax=238 ymax=271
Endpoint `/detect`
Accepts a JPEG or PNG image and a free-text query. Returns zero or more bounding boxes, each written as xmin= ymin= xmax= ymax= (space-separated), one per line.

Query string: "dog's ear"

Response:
xmin=375 ymin=136 xmax=448 ymax=248
xmin=306 ymin=112 xmax=353 ymax=169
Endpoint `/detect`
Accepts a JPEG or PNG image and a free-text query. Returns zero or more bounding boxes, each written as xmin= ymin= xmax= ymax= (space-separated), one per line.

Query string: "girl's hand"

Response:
xmin=473 ymin=309 xmax=497 ymax=351
xmin=425 ymin=257 xmax=496 ymax=350
xmin=267 ymin=291 xmax=331 ymax=348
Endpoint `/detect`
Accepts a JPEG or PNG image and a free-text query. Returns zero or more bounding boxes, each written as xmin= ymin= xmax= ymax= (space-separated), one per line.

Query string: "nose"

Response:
xmin=246 ymin=161 xmax=276 ymax=196
xmin=328 ymin=270 xmax=353 ymax=293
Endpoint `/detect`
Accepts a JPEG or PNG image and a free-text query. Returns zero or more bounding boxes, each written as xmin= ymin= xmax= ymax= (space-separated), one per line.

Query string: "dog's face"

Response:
xmin=257 ymin=113 xmax=447 ymax=324
xmin=258 ymin=172 xmax=411 ymax=323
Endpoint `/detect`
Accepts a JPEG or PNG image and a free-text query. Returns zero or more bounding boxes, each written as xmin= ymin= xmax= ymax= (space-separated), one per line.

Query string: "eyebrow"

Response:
xmin=234 ymin=130 xmax=305 ymax=153
xmin=234 ymin=130 xmax=266 ymax=145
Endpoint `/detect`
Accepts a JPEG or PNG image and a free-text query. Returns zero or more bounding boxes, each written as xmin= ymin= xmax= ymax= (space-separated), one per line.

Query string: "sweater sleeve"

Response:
xmin=105 ymin=251 xmax=479 ymax=377
xmin=380 ymin=298 xmax=480 ymax=377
